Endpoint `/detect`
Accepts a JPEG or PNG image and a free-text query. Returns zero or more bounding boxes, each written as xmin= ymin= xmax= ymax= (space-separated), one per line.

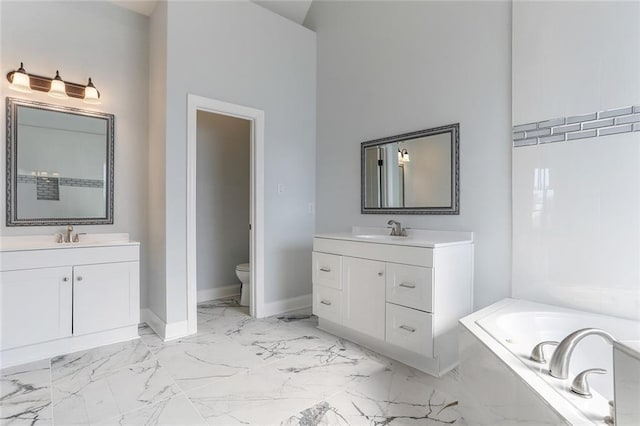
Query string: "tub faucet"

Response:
xmin=387 ymin=220 xmax=407 ymax=237
xmin=548 ymin=328 xmax=616 ymax=379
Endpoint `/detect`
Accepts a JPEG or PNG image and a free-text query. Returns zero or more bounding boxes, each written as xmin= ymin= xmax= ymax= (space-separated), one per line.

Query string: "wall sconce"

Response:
xmin=398 ymin=148 xmax=410 ymax=163
xmin=6 ymin=62 xmax=101 ymax=104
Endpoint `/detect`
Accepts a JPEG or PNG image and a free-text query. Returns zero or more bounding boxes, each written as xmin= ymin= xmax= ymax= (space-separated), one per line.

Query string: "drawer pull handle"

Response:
xmin=320 ymin=300 xmax=332 ymax=306
xmin=378 ymin=271 xmax=384 ymax=277
xmin=319 ymin=267 xmax=331 ymax=272
xmin=77 ymin=276 xmax=83 ymax=282
xmin=399 ymin=325 xmax=416 ymax=333
xmin=399 ymin=283 xmax=416 ymax=289
xmin=62 ymin=277 xmax=69 ymax=282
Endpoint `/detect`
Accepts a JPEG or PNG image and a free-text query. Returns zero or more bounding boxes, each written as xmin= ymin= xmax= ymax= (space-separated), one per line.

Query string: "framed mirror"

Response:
xmin=6 ymin=97 xmax=114 ymax=226
xmin=361 ymin=123 xmax=459 ymax=215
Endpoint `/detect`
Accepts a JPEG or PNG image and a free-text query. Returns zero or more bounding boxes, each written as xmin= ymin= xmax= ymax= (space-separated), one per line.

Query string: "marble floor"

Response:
xmin=1 ymin=298 xmax=463 ymax=425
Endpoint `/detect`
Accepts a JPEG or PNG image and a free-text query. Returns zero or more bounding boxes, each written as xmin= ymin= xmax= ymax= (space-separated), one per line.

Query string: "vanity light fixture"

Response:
xmin=398 ymin=148 xmax=410 ymax=163
xmin=7 ymin=63 xmax=32 ymax=93
xmin=6 ymin=62 xmax=101 ymax=104
xmin=48 ymin=71 xmax=69 ymax=99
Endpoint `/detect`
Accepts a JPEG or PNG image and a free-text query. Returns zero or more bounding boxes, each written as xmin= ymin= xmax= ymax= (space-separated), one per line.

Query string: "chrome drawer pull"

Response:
xmin=399 ymin=283 xmax=416 ymax=289
xmin=62 ymin=277 xmax=69 ymax=282
xmin=320 ymin=300 xmax=332 ymax=306
xmin=399 ymin=325 xmax=416 ymax=333
xmin=76 ymin=276 xmax=83 ymax=281
xmin=319 ymin=267 xmax=331 ymax=272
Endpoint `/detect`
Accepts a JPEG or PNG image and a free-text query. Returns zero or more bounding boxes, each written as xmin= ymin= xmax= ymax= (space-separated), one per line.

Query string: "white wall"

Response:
xmin=149 ymin=1 xmax=316 ymax=324
xmin=196 ymin=111 xmax=250 ymax=294
xmin=304 ymin=1 xmax=512 ymax=310
xmin=0 ymin=1 xmax=150 ymax=306
xmin=147 ymin=0 xmax=168 ymax=322
xmin=512 ymin=1 xmax=640 ymax=320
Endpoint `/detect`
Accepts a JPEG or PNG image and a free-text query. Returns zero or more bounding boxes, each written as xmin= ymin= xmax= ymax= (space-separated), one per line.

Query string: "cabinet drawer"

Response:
xmin=312 ymin=252 xmax=342 ymax=289
xmin=385 ymin=303 xmax=433 ymax=357
xmin=313 ymin=285 xmax=342 ymax=324
xmin=386 ymin=263 xmax=433 ymax=312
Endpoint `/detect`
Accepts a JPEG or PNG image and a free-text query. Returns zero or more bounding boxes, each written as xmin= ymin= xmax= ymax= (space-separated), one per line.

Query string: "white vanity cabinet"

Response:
xmin=0 ymin=235 xmax=140 ymax=368
xmin=312 ymin=228 xmax=473 ymax=376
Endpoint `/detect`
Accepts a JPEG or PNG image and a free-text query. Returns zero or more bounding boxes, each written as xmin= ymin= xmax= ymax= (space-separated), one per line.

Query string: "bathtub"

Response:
xmin=459 ymin=298 xmax=640 ymax=425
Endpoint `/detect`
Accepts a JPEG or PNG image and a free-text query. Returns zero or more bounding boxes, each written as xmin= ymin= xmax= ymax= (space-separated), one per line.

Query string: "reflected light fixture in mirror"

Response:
xmin=48 ymin=71 xmax=69 ymax=99
xmin=8 ymin=62 xmax=32 ymax=93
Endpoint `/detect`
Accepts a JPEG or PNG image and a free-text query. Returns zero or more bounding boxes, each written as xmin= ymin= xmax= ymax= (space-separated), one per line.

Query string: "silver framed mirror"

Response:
xmin=361 ymin=123 xmax=459 ymax=215
xmin=6 ymin=97 xmax=114 ymax=226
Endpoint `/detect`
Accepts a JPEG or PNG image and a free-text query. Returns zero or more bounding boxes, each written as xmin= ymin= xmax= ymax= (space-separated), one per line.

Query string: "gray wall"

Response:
xmin=0 ymin=1 xmax=150 ymax=306
xmin=305 ymin=0 xmax=513 ymax=309
xmin=196 ymin=111 xmax=250 ymax=294
xmin=149 ymin=1 xmax=316 ymax=323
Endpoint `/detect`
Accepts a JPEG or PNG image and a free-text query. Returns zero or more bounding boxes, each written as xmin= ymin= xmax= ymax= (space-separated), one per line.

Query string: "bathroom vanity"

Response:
xmin=312 ymin=227 xmax=473 ymax=376
xmin=0 ymin=234 xmax=140 ymax=368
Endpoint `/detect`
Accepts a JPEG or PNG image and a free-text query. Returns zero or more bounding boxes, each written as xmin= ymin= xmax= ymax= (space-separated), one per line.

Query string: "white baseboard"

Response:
xmin=261 ymin=293 xmax=312 ymax=318
xmin=141 ymin=308 xmax=191 ymax=342
xmin=0 ymin=325 xmax=139 ymax=370
xmin=197 ymin=284 xmax=241 ymax=303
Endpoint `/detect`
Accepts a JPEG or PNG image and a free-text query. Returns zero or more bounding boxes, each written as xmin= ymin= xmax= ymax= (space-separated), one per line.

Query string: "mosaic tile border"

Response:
xmin=513 ymin=105 xmax=640 ymax=147
xmin=17 ymin=174 xmax=104 ymax=189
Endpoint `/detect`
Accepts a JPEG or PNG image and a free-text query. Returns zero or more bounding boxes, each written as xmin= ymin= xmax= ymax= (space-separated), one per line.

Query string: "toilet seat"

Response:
xmin=236 ymin=263 xmax=250 ymax=272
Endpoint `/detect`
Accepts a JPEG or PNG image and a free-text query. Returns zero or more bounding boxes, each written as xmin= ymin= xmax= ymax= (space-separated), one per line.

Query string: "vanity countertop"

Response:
xmin=0 ymin=233 xmax=139 ymax=252
xmin=315 ymin=227 xmax=473 ymax=248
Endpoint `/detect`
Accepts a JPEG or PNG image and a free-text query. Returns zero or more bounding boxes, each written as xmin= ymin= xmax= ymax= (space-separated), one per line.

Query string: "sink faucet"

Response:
xmin=64 ymin=225 xmax=74 ymax=243
xmin=387 ymin=220 xmax=407 ymax=237
xmin=548 ymin=328 xmax=616 ymax=379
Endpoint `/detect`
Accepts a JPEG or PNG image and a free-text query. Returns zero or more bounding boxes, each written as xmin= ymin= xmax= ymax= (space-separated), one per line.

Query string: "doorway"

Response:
xmin=186 ymin=95 xmax=265 ymax=335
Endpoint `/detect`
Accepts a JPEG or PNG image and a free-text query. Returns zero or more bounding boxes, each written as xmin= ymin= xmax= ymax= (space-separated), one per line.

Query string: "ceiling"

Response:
xmin=110 ymin=0 xmax=313 ymax=25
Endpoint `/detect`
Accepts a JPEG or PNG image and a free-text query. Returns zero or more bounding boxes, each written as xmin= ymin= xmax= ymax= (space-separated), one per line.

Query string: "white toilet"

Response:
xmin=235 ymin=263 xmax=250 ymax=306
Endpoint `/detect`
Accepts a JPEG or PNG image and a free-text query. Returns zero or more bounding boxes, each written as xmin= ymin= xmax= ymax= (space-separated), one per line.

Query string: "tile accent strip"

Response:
xmin=18 ymin=175 xmax=104 ymax=189
xmin=513 ymin=105 xmax=640 ymax=147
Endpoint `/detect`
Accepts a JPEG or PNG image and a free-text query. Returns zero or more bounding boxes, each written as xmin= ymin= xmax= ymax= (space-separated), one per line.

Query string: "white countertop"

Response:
xmin=0 ymin=233 xmax=139 ymax=252
xmin=315 ymin=226 xmax=473 ymax=248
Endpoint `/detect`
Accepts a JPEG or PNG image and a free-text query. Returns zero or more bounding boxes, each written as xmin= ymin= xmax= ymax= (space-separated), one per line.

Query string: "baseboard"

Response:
xmin=197 ymin=284 xmax=241 ymax=303
xmin=0 ymin=325 xmax=139 ymax=370
xmin=261 ymin=293 xmax=312 ymax=318
xmin=141 ymin=308 xmax=190 ymax=341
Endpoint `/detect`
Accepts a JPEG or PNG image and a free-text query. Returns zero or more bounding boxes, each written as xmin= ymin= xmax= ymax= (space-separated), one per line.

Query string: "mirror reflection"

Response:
xmin=7 ymin=98 xmax=114 ymax=226
xmin=361 ymin=124 xmax=459 ymax=214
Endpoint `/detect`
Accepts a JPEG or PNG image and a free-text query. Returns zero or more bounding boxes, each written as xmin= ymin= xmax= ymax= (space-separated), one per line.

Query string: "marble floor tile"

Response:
xmin=99 ymin=394 xmax=205 ymax=425
xmin=151 ymin=329 xmax=271 ymax=392
xmin=0 ymin=359 xmax=50 ymax=402
xmin=282 ymin=366 xmax=462 ymax=425
xmin=52 ymin=358 xmax=181 ymax=425
xmin=0 ymin=389 xmax=52 ymax=426
xmin=51 ymin=338 xmax=152 ymax=384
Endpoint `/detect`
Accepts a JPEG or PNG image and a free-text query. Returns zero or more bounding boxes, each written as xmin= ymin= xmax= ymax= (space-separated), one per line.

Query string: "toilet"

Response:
xmin=235 ymin=263 xmax=250 ymax=306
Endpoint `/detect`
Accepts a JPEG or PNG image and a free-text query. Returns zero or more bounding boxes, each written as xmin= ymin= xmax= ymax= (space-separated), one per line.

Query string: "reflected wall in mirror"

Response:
xmin=361 ymin=123 xmax=459 ymax=214
xmin=6 ymin=97 xmax=114 ymax=226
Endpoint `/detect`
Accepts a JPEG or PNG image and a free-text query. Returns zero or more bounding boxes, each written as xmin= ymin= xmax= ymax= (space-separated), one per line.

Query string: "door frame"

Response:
xmin=186 ymin=94 xmax=265 ymax=334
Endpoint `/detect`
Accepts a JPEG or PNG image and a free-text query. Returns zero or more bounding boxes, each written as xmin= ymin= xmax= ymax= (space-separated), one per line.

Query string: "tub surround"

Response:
xmin=313 ymin=227 xmax=473 ymax=376
xmin=459 ymin=299 xmax=640 ymax=425
xmin=614 ymin=341 xmax=640 ymax=425
xmin=0 ymin=234 xmax=140 ymax=369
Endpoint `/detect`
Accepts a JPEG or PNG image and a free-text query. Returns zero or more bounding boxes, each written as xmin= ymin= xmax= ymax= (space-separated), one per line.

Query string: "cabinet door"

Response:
xmin=342 ymin=257 xmax=385 ymax=340
xmin=73 ymin=262 xmax=139 ymax=336
xmin=0 ymin=267 xmax=73 ymax=350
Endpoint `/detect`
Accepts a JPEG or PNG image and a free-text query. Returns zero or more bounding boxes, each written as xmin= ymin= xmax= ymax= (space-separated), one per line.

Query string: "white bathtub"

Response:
xmin=459 ymin=298 xmax=640 ymax=425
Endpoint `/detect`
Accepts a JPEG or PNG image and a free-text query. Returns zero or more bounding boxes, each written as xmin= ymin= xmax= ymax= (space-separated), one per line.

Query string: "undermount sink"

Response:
xmin=0 ymin=233 xmax=135 ymax=251
xmin=352 ymin=234 xmax=409 ymax=240
xmin=314 ymin=226 xmax=474 ymax=248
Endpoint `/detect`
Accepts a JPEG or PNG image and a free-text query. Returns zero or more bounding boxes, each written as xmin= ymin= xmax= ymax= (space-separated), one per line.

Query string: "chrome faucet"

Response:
xmin=387 ymin=220 xmax=407 ymax=237
xmin=64 ymin=225 xmax=74 ymax=243
xmin=548 ymin=328 xmax=616 ymax=379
